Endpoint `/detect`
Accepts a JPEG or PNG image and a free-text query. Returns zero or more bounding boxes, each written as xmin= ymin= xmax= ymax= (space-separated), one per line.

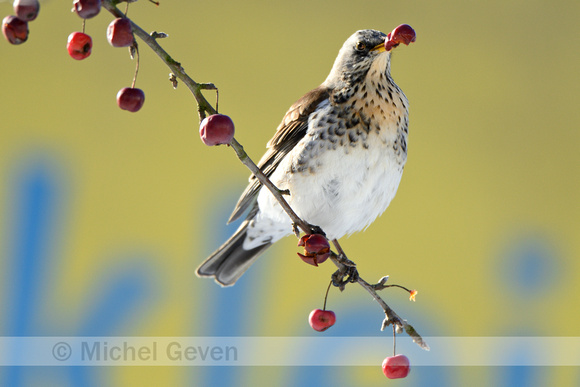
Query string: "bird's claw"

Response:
xmin=331 ymin=265 xmax=359 ymax=291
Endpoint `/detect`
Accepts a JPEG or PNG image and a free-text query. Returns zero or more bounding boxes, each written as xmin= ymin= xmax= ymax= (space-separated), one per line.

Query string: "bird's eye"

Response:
xmin=355 ymin=41 xmax=366 ymax=51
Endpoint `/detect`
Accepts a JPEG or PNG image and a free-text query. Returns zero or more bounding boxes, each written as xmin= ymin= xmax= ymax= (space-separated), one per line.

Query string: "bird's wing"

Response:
xmin=227 ymin=85 xmax=331 ymax=223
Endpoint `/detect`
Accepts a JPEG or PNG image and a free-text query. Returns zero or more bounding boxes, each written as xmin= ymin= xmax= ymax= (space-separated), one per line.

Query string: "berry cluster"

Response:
xmin=2 ymin=0 xmax=40 ymax=45
xmin=68 ymin=0 xmax=144 ymax=112
xmin=66 ymin=0 xmax=100 ymax=60
xmin=3 ymin=0 xmax=146 ymax=112
xmin=296 ymin=234 xmax=412 ymax=379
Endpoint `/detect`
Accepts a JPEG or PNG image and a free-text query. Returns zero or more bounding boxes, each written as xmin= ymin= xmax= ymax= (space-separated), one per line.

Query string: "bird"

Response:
xmin=197 ymin=27 xmax=415 ymax=286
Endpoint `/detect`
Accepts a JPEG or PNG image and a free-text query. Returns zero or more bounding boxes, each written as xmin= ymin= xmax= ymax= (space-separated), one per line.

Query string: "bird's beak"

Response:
xmin=371 ymin=42 xmax=387 ymax=54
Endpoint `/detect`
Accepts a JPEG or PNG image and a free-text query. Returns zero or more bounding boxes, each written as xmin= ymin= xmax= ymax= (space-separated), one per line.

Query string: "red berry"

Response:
xmin=67 ymin=32 xmax=92 ymax=60
xmin=117 ymin=87 xmax=145 ymax=112
xmin=72 ymin=0 xmax=101 ymax=19
xmin=308 ymin=309 xmax=336 ymax=332
xmin=385 ymin=24 xmax=416 ymax=51
xmin=199 ymin=114 xmax=235 ymax=146
xmin=382 ymin=354 xmax=411 ymax=379
xmin=14 ymin=0 xmax=40 ymax=22
xmin=107 ymin=18 xmax=134 ymax=47
xmin=297 ymin=234 xmax=330 ymax=266
xmin=2 ymin=15 xmax=28 ymax=45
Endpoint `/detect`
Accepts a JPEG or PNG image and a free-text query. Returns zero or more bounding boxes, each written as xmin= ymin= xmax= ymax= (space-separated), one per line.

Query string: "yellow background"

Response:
xmin=0 ymin=0 xmax=578 ymax=385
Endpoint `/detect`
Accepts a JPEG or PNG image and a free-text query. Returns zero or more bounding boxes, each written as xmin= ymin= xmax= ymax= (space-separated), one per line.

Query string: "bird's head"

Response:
xmin=324 ymin=26 xmax=415 ymax=87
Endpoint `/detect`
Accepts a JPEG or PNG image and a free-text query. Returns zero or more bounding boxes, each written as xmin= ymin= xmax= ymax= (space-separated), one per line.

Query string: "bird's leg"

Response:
xmin=331 ymin=239 xmax=356 ymax=267
xmin=330 ymin=239 xmax=358 ymax=291
xmin=331 ymin=265 xmax=359 ymax=291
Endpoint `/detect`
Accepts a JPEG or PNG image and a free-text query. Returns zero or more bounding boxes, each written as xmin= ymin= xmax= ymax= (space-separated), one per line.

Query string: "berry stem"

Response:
xmin=215 ymin=87 xmax=219 ymax=113
xmin=131 ymin=42 xmax=140 ymax=88
xmin=323 ymin=280 xmax=332 ymax=311
xmin=82 ymin=18 xmax=86 ymax=34
xmin=392 ymin=324 xmax=396 ymax=356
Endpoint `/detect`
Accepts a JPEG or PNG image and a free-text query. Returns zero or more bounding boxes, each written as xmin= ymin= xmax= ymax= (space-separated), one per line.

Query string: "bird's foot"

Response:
xmin=331 ymin=255 xmax=359 ymax=291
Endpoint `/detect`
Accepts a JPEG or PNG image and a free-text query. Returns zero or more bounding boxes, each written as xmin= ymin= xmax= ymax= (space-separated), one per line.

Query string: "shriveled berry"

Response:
xmin=117 ymin=87 xmax=145 ymax=112
xmin=308 ymin=309 xmax=336 ymax=332
xmin=107 ymin=18 xmax=134 ymax=47
xmin=199 ymin=114 xmax=235 ymax=146
xmin=72 ymin=0 xmax=101 ymax=19
xmin=299 ymin=234 xmax=330 ymax=254
xmin=382 ymin=354 xmax=411 ymax=379
xmin=297 ymin=234 xmax=330 ymax=266
xmin=2 ymin=15 xmax=28 ymax=45
xmin=67 ymin=32 xmax=92 ymax=60
xmin=14 ymin=0 xmax=40 ymax=22
xmin=2 ymin=16 xmax=28 ymax=45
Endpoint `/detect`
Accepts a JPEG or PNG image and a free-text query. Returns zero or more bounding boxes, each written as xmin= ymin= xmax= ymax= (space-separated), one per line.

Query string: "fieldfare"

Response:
xmin=198 ymin=26 xmax=416 ymax=286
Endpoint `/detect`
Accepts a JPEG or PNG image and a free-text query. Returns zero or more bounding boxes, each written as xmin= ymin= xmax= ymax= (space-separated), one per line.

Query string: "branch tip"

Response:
xmin=150 ymin=31 xmax=168 ymax=39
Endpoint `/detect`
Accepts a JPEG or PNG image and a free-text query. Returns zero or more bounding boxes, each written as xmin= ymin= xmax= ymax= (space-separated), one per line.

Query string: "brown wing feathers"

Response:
xmin=227 ymin=86 xmax=330 ymax=224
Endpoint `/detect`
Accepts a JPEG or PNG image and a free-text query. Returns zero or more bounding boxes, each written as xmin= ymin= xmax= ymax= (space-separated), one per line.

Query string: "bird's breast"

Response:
xmin=262 ymin=86 xmax=408 ymax=238
xmin=276 ymin=135 xmax=405 ymax=238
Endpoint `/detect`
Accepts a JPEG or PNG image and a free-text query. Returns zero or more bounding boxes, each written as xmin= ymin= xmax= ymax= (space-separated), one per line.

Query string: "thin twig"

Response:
xmin=361 ymin=274 xmax=429 ymax=350
xmin=322 ymin=280 xmax=332 ymax=311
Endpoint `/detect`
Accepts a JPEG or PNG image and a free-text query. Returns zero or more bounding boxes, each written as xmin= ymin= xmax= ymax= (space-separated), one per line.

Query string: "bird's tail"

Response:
xmin=196 ymin=220 xmax=272 ymax=286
